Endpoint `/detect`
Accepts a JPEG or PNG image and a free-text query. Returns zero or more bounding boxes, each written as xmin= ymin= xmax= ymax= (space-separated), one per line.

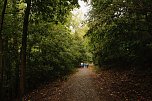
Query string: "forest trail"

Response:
xmin=24 ymin=66 xmax=101 ymax=101
xmin=59 ymin=66 xmax=100 ymax=101
xmin=24 ymin=65 xmax=152 ymax=101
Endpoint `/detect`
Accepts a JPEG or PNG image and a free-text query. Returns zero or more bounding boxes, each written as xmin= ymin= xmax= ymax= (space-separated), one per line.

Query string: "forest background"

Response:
xmin=0 ymin=0 xmax=152 ymax=101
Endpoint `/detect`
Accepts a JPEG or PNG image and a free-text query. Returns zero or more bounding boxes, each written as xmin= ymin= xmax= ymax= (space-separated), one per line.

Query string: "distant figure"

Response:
xmin=83 ymin=63 xmax=89 ymax=68
xmin=84 ymin=63 xmax=86 ymax=68
xmin=86 ymin=63 xmax=89 ymax=68
xmin=80 ymin=62 xmax=84 ymax=68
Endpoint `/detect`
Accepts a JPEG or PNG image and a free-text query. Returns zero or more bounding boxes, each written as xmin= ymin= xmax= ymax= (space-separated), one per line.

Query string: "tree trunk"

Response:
xmin=12 ymin=0 xmax=20 ymax=98
xmin=19 ymin=0 xmax=31 ymax=100
xmin=0 ymin=0 xmax=8 ymax=99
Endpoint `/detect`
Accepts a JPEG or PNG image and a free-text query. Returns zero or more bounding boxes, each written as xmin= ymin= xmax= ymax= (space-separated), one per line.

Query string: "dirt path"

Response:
xmin=24 ymin=66 xmax=152 ymax=101
xmin=59 ymin=67 xmax=100 ymax=101
xmin=24 ymin=67 xmax=101 ymax=101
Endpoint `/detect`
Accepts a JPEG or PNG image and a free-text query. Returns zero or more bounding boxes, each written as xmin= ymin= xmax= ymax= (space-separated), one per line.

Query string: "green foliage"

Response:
xmin=31 ymin=0 xmax=79 ymax=23
xmin=87 ymin=0 xmax=152 ymax=68
xmin=26 ymin=22 xmax=86 ymax=89
xmin=0 ymin=0 xmax=88 ymax=100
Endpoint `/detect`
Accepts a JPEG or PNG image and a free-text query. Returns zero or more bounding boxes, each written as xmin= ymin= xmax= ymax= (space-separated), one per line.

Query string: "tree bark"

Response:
xmin=19 ymin=0 xmax=31 ymax=100
xmin=0 ymin=0 xmax=8 ymax=99
xmin=12 ymin=0 xmax=19 ymax=98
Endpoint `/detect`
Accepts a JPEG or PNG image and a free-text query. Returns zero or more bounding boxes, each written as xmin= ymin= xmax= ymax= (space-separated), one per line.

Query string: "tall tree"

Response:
xmin=12 ymin=0 xmax=20 ymax=98
xmin=19 ymin=0 xmax=31 ymax=100
xmin=0 ymin=0 xmax=7 ymax=99
xmin=87 ymin=0 xmax=152 ymax=68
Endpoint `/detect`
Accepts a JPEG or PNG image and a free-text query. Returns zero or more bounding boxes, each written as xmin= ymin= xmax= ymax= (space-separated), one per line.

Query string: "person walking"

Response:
xmin=80 ymin=62 xmax=84 ymax=68
xmin=86 ymin=63 xmax=89 ymax=68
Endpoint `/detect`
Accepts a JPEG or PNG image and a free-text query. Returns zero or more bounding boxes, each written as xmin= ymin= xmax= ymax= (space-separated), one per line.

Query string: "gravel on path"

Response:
xmin=24 ymin=67 xmax=101 ymax=101
xmin=59 ymin=67 xmax=100 ymax=101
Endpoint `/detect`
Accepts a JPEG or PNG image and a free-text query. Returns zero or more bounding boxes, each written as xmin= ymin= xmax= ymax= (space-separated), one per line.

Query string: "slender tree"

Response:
xmin=12 ymin=0 xmax=20 ymax=98
xmin=19 ymin=0 xmax=31 ymax=100
xmin=0 ymin=0 xmax=7 ymax=99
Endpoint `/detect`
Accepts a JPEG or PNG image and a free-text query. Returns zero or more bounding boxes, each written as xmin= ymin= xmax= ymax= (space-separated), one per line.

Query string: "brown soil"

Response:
xmin=95 ymin=68 xmax=152 ymax=101
xmin=24 ymin=66 xmax=152 ymax=101
xmin=24 ymin=66 xmax=100 ymax=101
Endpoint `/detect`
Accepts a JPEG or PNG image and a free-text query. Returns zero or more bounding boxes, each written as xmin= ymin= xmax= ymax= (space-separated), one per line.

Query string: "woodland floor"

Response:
xmin=24 ymin=65 xmax=152 ymax=101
